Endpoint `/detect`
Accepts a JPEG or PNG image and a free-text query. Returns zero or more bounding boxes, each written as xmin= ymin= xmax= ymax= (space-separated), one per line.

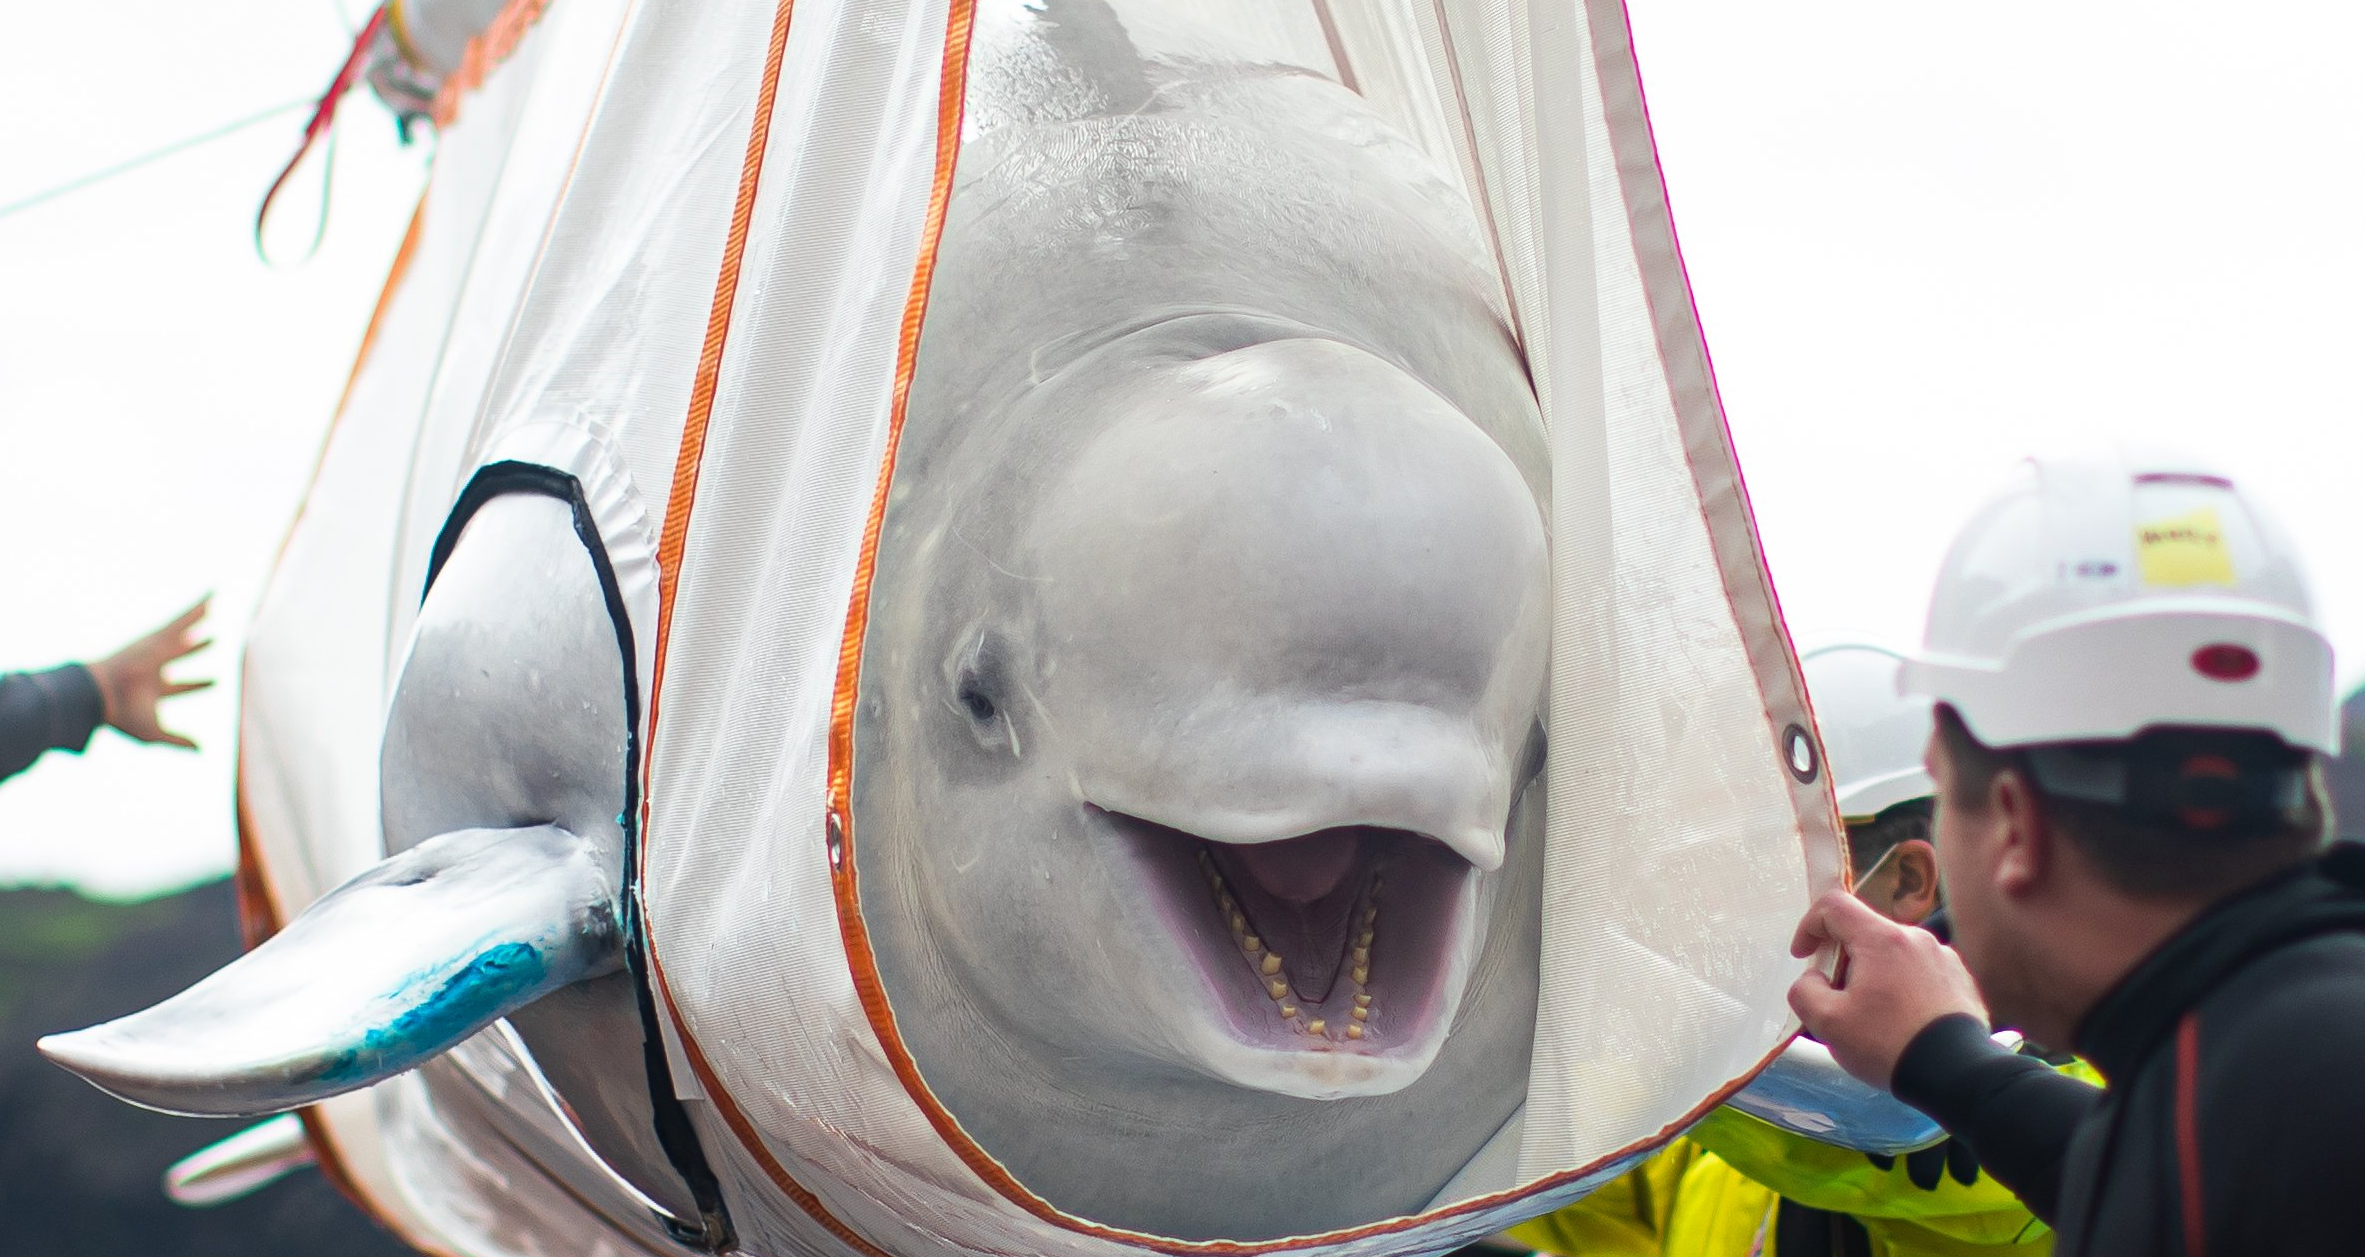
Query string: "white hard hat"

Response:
xmin=1900 ymin=448 xmax=2336 ymax=754
xmin=1802 ymin=641 xmax=1936 ymax=821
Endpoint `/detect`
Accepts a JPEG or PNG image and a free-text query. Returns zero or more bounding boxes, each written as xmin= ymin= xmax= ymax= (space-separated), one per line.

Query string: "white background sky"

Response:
xmin=0 ymin=1 xmax=2359 ymax=898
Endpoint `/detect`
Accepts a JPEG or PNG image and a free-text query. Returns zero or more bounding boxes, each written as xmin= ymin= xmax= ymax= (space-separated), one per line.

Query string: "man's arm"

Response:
xmin=0 ymin=665 xmax=107 ymax=782
xmin=1887 ymin=1014 xmax=2102 ymax=1221
xmin=1688 ymin=1046 xmax=2101 ymax=1235
xmin=0 ymin=600 xmax=215 ymax=784
xmin=1787 ymin=891 xmax=2102 ymax=1224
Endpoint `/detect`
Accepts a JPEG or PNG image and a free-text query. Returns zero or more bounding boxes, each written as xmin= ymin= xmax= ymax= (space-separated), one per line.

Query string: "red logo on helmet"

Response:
xmin=2191 ymin=644 xmax=2260 ymax=681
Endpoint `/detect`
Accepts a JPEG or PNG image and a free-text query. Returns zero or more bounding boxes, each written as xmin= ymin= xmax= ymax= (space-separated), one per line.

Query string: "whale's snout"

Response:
xmin=1012 ymin=337 xmax=1549 ymax=1096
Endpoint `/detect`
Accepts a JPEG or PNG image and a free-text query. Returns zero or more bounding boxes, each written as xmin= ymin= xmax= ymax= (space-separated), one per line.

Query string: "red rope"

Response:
xmin=254 ymin=5 xmax=390 ymax=259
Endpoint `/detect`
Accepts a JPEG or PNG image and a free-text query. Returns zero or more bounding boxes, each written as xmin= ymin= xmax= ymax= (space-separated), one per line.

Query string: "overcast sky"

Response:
xmin=1629 ymin=1 xmax=2365 ymax=673
xmin=1 ymin=1 xmax=2359 ymax=898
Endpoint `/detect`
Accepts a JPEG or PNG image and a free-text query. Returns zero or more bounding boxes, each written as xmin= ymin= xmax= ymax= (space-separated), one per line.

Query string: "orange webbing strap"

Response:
xmin=430 ymin=0 xmax=555 ymax=128
xmin=643 ymin=0 xmax=800 ymax=827
xmin=2175 ymin=1011 xmax=2206 ymax=1257
xmin=822 ymin=0 xmax=976 ymax=825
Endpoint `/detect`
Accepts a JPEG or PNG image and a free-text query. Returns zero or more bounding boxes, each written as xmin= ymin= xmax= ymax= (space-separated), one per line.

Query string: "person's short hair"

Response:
xmin=1846 ymin=798 xmax=1933 ymax=880
xmin=1933 ymin=705 xmax=2328 ymax=898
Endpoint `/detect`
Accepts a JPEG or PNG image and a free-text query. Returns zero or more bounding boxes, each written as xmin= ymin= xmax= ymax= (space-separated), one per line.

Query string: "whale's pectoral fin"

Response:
xmin=1723 ymin=1035 xmax=1989 ymax=1155
xmin=39 ymin=824 xmax=622 ymax=1118
xmin=165 ymin=1114 xmax=315 ymax=1207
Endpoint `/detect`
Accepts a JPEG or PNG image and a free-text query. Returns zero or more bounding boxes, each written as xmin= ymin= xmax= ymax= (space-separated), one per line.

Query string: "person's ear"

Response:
xmin=1884 ymin=838 xmax=1941 ymax=925
xmin=1991 ymin=767 xmax=2051 ymax=898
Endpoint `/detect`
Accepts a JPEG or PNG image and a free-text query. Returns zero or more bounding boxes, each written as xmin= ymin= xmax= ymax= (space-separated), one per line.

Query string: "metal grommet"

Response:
xmin=825 ymin=810 xmax=847 ymax=868
xmin=1783 ymin=723 xmax=1820 ymax=783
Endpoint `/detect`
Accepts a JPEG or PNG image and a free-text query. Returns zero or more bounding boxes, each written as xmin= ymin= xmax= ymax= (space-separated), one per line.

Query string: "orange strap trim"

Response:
xmin=646 ymin=943 xmax=897 ymax=1257
xmin=821 ymin=0 xmax=975 ymax=826
xmin=430 ymin=0 xmax=553 ymax=129
xmin=637 ymin=0 xmax=798 ymax=842
xmin=808 ymin=0 xmax=1059 ymax=1229
xmin=258 ymin=191 xmax=427 ymax=582
xmin=233 ymin=181 xmax=427 ymax=949
xmin=2176 ymin=1012 xmax=2207 ymax=1257
xmin=230 ymin=777 xmax=285 ymax=951
xmin=627 ymin=0 xmax=874 ymax=1248
xmin=330 ymin=197 xmax=427 ymax=436
xmin=236 ymin=188 xmax=426 ymax=949
xmin=294 ymin=1109 xmax=375 ymax=1227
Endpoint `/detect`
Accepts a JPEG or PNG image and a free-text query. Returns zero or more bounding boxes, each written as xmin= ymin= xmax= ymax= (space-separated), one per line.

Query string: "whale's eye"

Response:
xmin=958 ymin=678 xmax=998 ymax=723
xmin=949 ymin=629 xmax=1013 ymax=747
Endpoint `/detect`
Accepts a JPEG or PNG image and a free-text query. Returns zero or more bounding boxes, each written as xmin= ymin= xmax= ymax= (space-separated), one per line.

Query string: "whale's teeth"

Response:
xmin=1195 ymin=834 xmax=1395 ymax=1038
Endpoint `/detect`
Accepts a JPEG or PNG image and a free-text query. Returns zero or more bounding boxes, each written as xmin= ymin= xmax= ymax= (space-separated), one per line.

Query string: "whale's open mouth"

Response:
xmin=1096 ymin=808 xmax=1480 ymax=1058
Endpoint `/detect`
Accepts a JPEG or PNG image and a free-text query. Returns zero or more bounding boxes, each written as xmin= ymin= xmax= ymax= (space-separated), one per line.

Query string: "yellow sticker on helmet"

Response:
xmin=2136 ymin=508 xmax=2237 ymax=587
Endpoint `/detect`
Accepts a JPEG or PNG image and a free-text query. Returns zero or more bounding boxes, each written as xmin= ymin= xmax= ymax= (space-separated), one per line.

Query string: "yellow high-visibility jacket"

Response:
xmin=1505 ymin=1058 xmax=2102 ymax=1257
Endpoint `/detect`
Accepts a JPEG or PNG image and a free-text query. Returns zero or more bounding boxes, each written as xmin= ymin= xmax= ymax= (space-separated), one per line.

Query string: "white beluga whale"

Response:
xmin=846 ymin=5 xmax=1553 ymax=1226
xmin=40 ymin=1 xmax=1875 ymax=1252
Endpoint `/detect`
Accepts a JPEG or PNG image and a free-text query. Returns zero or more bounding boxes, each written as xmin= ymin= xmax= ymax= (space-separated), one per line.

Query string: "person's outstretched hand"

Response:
xmin=1789 ymin=888 xmax=1988 ymax=1089
xmin=88 ymin=599 xmax=215 ymax=750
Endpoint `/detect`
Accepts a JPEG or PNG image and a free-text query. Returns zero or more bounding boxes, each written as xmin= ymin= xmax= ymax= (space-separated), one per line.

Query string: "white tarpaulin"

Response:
xmin=236 ymin=1 xmax=1844 ymax=1253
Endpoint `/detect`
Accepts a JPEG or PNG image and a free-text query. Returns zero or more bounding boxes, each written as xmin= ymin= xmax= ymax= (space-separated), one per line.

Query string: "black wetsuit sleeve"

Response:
xmin=1889 ymin=1013 xmax=2103 ymax=1224
xmin=0 ymin=665 xmax=105 ymax=783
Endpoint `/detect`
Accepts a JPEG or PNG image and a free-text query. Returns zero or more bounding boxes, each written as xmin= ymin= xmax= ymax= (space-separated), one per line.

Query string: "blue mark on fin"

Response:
xmin=319 ymin=942 xmax=547 ymax=1085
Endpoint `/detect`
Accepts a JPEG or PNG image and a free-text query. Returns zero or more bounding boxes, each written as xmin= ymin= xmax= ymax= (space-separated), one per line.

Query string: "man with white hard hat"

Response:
xmin=1509 ymin=642 xmax=2098 ymax=1256
xmin=1789 ymin=450 xmax=2365 ymax=1256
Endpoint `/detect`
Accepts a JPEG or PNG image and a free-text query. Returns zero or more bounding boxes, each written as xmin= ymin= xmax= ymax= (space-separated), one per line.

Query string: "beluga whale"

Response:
xmin=34 ymin=0 xmax=1866 ymax=1252
xmin=846 ymin=2 xmax=1552 ymax=1236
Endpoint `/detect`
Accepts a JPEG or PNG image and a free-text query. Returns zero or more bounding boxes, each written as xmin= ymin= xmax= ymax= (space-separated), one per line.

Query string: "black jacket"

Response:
xmin=1894 ymin=844 xmax=2365 ymax=1256
xmin=0 ymin=664 xmax=104 ymax=783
